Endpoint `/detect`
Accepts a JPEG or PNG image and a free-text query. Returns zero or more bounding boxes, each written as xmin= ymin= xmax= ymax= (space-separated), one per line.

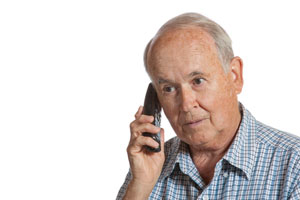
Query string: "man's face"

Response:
xmin=147 ymin=27 xmax=243 ymax=150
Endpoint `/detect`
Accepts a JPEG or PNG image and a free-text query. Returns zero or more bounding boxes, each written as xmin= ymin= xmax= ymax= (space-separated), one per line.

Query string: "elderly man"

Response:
xmin=117 ymin=13 xmax=300 ymax=199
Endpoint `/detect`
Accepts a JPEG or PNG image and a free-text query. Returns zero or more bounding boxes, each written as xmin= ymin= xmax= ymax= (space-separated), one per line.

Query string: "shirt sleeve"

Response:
xmin=116 ymin=170 xmax=132 ymax=200
xmin=289 ymin=181 xmax=300 ymax=200
xmin=288 ymin=153 xmax=300 ymax=200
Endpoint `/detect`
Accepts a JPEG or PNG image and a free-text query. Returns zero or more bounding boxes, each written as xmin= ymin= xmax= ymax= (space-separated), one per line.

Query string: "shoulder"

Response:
xmin=240 ymin=104 xmax=300 ymax=155
xmin=255 ymin=121 xmax=300 ymax=183
xmin=246 ymin=114 xmax=300 ymax=196
xmin=255 ymin=121 xmax=300 ymax=153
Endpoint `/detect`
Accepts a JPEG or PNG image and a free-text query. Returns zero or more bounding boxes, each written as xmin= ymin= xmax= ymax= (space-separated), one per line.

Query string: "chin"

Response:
xmin=178 ymin=131 xmax=213 ymax=146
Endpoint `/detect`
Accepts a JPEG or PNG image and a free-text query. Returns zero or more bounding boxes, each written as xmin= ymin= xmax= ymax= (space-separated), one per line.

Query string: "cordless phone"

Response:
xmin=142 ymin=83 xmax=162 ymax=152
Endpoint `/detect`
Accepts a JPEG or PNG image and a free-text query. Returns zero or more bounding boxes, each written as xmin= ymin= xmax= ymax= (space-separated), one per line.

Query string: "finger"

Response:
xmin=128 ymin=135 xmax=159 ymax=153
xmin=134 ymin=106 xmax=144 ymax=119
xmin=136 ymin=136 xmax=160 ymax=150
xmin=160 ymin=128 xmax=165 ymax=153
xmin=137 ymin=114 xmax=154 ymax=124
xmin=131 ymin=123 xmax=161 ymax=137
xmin=130 ymin=114 xmax=153 ymax=133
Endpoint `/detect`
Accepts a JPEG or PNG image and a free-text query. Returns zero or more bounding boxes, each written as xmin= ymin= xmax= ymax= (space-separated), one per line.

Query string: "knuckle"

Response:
xmin=145 ymin=137 xmax=158 ymax=147
xmin=126 ymin=145 xmax=131 ymax=153
xmin=127 ymin=141 xmax=135 ymax=153
xmin=149 ymin=115 xmax=154 ymax=122
xmin=145 ymin=137 xmax=153 ymax=144
xmin=145 ymin=123 xmax=152 ymax=130
xmin=142 ymin=115 xmax=152 ymax=122
xmin=126 ymin=146 xmax=130 ymax=152
xmin=145 ymin=123 xmax=157 ymax=132
xmin=137 ymin=115 xmax=144 ymax=122
xmin=129 ymin=121 xmax=136 ymax=129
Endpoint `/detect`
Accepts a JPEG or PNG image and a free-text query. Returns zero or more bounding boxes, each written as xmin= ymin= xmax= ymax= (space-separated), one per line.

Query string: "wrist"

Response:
xmin=123 ymin=179 xmax=155 ymax=200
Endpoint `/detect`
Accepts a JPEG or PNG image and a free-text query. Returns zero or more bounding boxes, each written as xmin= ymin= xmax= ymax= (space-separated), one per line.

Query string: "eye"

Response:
xmin=163 ymin=86 xmax=176 ymax=93
xmin=193 ymin=78 xmax=204 ymax=85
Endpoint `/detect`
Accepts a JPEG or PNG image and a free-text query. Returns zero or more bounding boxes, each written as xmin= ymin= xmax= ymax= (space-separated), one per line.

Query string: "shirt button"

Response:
xmin=223 ymin=172 xmax=228 ymax=178
xmin=202 ymin=195 xmax=209 ymax=200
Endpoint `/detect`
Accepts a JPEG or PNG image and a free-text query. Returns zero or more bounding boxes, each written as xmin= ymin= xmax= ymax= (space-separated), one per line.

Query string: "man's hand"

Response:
xmin=124 ymin=106 xmax=165 ymax=200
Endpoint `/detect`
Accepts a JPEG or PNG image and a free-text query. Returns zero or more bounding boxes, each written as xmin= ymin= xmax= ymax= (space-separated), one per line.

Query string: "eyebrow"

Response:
xmin=188 ymin=71 xmax=205 ymax=78
xmin=158 ymin=71 xmax=205 ymax=84
xmin=158 ymin=78 xmax=173 ymax=84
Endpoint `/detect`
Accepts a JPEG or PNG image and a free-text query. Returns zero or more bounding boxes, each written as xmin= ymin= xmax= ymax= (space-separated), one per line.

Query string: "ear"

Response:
xmin=229 ymin=56 xmax=243 ymax=94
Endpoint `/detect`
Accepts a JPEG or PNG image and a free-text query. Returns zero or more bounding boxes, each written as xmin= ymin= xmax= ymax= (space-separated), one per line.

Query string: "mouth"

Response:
xmin=184 ymin=119 xmax=207 ymax=128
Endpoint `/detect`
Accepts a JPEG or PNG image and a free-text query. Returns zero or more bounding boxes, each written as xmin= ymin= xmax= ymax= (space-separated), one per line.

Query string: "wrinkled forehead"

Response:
xmin=151 ymin=27 xmax=216 ymax=50
xmin=146 ymin=27 xmax=220 ymax=74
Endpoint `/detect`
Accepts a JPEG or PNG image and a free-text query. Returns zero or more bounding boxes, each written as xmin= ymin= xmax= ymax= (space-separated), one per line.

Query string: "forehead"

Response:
xmin=151 ymin=27 xmax=216 ymax=52
xmin=147 ymin=27 xmax=222 ymax=78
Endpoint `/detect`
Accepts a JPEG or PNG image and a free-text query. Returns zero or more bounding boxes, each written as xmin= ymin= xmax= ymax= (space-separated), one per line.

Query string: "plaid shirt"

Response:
xmin=117 ymin=104 xmax=300 ymax=199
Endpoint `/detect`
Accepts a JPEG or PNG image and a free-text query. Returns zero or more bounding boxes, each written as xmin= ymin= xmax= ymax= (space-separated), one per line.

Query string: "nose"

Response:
xmin=179 ymin=86 xmax=198 ymax=112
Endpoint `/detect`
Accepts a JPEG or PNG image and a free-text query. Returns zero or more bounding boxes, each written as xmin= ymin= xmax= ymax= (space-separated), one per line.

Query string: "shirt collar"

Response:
xmin=159 ymin=137 xmax=181 ymax=180
xmin=160 ymin=137 xmax=194 ymax=180
xmin=160 ymin=103 xmax=257 ymax=180
xmin=222 ymin=103 xmax=257 ymax=180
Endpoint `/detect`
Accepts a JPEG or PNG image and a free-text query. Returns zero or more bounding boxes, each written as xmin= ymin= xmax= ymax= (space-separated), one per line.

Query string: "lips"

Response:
xmin=185 ymin=119 xmax=203 ymax=125
xmin=186 ymin=117 xmax=207 ymax=123
xmin=184 ymin=118 xmax=207 ymax=128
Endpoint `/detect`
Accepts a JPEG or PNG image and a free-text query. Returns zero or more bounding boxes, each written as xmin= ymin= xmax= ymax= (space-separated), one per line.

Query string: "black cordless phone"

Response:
xmin=142 ymin=83 xmax=162 ymax=152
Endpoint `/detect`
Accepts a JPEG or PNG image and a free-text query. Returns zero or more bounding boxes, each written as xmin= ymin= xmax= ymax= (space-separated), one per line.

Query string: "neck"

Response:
xmin=188 ymin=104 xmax=242 ymax=184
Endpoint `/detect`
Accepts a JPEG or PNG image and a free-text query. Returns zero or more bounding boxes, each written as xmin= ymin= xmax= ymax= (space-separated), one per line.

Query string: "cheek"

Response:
xmin=160 ymin=98 xmax=181 ymax=129
xmin=162 ymin=100 xmax=177 ymax=120
xmin=198 ymin=79 xmax=235 ymax=121
xmin=205 ymin=76 xmax=233 ymax=105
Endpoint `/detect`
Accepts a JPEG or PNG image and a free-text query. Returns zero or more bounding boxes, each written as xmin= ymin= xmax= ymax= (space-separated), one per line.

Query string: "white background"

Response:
xmin=1 ymin=0 xmax=300 ymax=199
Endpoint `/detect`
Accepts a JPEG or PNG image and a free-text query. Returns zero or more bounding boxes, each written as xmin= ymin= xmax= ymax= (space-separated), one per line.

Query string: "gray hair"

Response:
xmin=144 ymin=12 xmax=234 ymax=73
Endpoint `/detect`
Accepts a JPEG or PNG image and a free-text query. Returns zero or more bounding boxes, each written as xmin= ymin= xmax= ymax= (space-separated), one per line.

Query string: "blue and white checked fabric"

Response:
xmin=117 ymin=104 xmax=300 ymax=199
